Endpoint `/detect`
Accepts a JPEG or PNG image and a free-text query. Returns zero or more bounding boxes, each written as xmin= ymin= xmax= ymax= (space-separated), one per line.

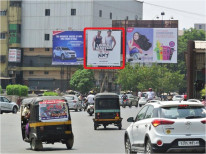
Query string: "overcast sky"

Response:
xmin=142 ymin=0 xmax=206 ymax=30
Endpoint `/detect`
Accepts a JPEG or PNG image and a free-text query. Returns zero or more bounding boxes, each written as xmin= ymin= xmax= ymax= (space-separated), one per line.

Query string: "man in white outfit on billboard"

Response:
xmin=105 ymin=30 xmax=116 ymax=51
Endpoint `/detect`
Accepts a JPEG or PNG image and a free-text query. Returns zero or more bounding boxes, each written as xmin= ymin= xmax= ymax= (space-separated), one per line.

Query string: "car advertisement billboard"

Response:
xmin=126 ymin=28 xmax=177 ymax=63
xmin=87 ymin=30 xmax=121 ymax=67
xmin=52 ymin=31 xmax=83 ymax=65
xmin=8 ymin=49 xmax=21 ymax=63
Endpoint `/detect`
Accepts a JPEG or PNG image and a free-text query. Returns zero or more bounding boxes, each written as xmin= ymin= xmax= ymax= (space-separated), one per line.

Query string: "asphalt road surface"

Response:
xmin=0 ymin=106 xmax=140 ymax=154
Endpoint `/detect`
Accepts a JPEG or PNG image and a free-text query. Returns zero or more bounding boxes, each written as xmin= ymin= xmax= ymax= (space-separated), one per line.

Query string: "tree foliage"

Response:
xmin=116 ymin=64 xmax=184 ymax=94
xmin=70 ymin=69 xmax=95 ymax=94
xmin=6 ymin=85 xmax=28 ymax=96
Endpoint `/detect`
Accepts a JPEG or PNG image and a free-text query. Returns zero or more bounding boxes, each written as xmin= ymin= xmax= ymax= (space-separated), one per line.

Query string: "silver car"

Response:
xmin=53 ymin=47 xmax=76 ymax=60
xmin=63 ymin=95 xmax=82 ymax=112
xmin=127 ymin=94 xmax=138 ymax=107
xmin=0 ymin=96 xmax=19 ymax=114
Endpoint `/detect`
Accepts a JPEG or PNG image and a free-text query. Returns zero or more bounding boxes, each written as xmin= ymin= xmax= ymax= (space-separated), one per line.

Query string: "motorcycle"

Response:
xmin=87 ymin=103 xmax=94 ymax=116
xmin=122 ymin=99 xmax=128 ymax=108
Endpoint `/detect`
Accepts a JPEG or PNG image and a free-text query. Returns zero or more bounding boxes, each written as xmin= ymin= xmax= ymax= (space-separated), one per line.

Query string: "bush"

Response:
xmin=6 ymin=84 xmax=28 ymax=96
xmin=43 ymin=91 xmax=58 ymax=96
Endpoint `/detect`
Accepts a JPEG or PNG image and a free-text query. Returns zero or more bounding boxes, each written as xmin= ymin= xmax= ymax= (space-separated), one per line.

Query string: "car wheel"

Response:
xmin=118 ymin=126 xmax=122 ymax=130
xmin=65 ymin=136 xmax=74 ymax=150
xmin=125 ymin=136 xmax=134 ymax=154
xmin=12 ymin=106 xmax=18 ymax=114
xmin=104 ymin=125 xmax=106 ymax=129
xmin=30 ymin=138 xmax=43 ymax=151
xmin=61 ymin=54 xmax=65 ymax=60
xmin=89 ymin=113 xmax=93 ymax=116
xmin=139 ymin=104 xmax=142 ymax=107
xmin=145 ymin=139 xmax=153 ymax=154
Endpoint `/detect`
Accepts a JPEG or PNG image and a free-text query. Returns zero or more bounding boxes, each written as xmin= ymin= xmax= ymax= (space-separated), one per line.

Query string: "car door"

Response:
xmin=0 ymin=97 xmax=5 ymax=110
xmin=132 ymin=106 xmax=149 ymax=146
xmin=1 ymin=97 xmax=11 ymax=111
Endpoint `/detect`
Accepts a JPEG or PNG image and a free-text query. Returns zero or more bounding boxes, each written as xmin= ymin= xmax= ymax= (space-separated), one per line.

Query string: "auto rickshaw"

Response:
xmin=93 ymin=93 xmax=122 ymax=130
xmin=21 ymin=96 xmax=74 ymax=150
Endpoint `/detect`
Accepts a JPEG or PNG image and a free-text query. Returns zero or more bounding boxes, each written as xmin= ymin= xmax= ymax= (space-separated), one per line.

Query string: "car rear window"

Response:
xmin=160 ymin=106 xmax=206 ymax=119
xmin=65 ymin=96 xmax=74 ymax=100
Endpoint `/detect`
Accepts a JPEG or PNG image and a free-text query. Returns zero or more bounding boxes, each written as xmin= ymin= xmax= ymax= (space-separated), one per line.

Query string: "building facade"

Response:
xmin=194 ymin=23 xmax=206 ymax=31
xmin=3 ymin=0 xmax=143 ymax=91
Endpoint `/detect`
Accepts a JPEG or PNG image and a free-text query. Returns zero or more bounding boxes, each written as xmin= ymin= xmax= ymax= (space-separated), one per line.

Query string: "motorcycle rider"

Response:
xmin=84 ymin=91 xmax=95 ymax=111
xmin=121 ymin=92 xmax=128 ymax=106
xmin=147 ymin=88 xmax=155 ymax=101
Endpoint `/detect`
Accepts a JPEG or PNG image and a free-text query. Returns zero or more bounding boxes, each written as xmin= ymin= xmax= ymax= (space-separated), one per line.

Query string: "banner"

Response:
xmin=52 ymin=31 xmax=83 ymax=65
xmin=87 ymin=30 xmax=121 ymax=66
xmin=39 ymin=100 xmax=68 ymax=122
xmin=126 ymin=28 xmax=177 ymax=63
xmin=8 ymin=49 xmax=21 ymax=63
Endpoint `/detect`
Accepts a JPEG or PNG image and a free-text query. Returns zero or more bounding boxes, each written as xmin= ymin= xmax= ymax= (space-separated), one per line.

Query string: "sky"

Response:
xmin=142 ymin=0 xmax=206 ymax=30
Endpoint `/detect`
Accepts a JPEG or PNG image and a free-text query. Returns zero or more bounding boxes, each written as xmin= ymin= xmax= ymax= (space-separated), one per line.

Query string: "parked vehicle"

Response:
xmin=63 ymin=95 xmax=82 ymax=112
xmin=21 ymin=96 xmax=74 ymax=150
xmin=125 ymin=101 xmax=206 ymax=153
xmin=93 ymin=93 xmax=122 ymax=130
xmin=172 ymin=95 xmax=184 ymax=101
xmin=53 ymin=47 xmax=76 ymax=60
xmin=87 ymin=103 xmax=94 ymax=116
xmin=0 ymin=96 xmax=19 ymax=114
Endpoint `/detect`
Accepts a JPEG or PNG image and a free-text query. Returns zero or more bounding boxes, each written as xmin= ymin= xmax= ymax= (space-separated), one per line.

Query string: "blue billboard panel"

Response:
xmin=52 ymin=31 xmax=83 ymax=65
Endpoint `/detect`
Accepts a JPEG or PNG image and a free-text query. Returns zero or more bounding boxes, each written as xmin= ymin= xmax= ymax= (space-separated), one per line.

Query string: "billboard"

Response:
xmin=39 ymin=100 xmax=69 ymax=122
xmin=87 ymin=30 xmax=121 ymax=67
xmin=8 ymin=49 xmax=21 ymax=62
xmin=52 ymin=31 xmax=83 ymax=65
xmin=126 ymin=28 xmax=177 ymax=63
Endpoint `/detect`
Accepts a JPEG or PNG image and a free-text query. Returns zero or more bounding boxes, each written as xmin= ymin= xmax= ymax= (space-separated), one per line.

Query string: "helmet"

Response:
xmin=149 ymin=88 xmax=152 ymax=91
xmin=89 ymin=91 xmax=93 ymax=94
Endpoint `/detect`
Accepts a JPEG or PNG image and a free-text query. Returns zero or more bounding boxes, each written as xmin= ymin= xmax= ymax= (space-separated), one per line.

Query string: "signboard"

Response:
xmin=39 ymin=100 xmax=68 ymax=122
xmin=8 ymin=49 xmax=21 ymax=62
xmin=52 ymin=31 xmax=83 ymax=65
xmin=126 ymin=28 xmax=177 ymax=63
xmin=87 ymin=30 xmax=121 ymax=67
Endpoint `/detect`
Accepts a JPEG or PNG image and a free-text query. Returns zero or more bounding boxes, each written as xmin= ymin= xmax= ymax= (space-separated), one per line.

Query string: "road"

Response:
xmin=0 ymin=106 xmax=140 ymax=153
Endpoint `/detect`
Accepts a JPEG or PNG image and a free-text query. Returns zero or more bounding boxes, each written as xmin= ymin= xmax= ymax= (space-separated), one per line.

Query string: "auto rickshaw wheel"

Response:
xmin=94 ymin=124 xmax=97 ymax=130
xmin=30 ymin=139 xmax=43 ymax=151
xmin=65 ymin=136 xmax=74 ymax=149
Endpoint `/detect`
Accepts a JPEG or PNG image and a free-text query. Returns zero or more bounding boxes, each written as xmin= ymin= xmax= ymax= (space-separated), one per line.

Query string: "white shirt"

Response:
xmin=87 ymin=94 xmax=95 ymax=103
xmin=105 ymin=36 xmax=113 ymax=48
xmin=147 ymin=91 xmax=155 ymax=100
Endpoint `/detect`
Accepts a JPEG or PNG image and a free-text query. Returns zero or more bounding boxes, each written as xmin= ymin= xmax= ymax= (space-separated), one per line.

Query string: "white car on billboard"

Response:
xmin=53 ymin=47 xmax=76 ymax=60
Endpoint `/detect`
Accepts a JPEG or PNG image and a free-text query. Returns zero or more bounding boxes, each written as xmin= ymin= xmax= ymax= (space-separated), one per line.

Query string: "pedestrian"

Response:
xmin=146 ymin=88 xmax=155 ymax=101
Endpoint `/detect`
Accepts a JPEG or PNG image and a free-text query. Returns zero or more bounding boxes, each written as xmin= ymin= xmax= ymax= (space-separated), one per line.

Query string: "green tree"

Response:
xmin=70 ymin=69 xmax=95 ymax=94
xmin=116 ymin=64 xmax=184 ymax=94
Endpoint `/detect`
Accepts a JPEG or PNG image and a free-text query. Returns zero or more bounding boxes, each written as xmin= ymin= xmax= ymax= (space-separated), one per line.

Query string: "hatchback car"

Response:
xmin=53 ymin=47 xmax=76 ymax=60
xmin=138 ymin=92 xmax=148 ymax=107
xmin=0 ymin=96 xmax=19 ymax=114
xmin=63 ymin=95 xmax=82 ymax=112
xmin=125 ymin=100 xmax=206 ymax=153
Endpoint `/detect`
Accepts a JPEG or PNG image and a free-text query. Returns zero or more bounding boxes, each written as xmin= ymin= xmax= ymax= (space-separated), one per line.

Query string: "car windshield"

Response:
xmin=65 ymin=96 xmax=74 ymax=100
xmin=175 ymin=95 xmax=183 ymax=98
xmin=96 ymin=98 xmax=119 ymax=110
xmin=62 ymin=47 xmax=69 ymax=50
xmin=160 ymin=106 xmax=206 ymax=119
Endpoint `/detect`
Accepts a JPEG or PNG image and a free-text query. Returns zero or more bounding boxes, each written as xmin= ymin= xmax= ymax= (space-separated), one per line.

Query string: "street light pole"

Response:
xmin=161 ymin=12 xmax=165 ymax=28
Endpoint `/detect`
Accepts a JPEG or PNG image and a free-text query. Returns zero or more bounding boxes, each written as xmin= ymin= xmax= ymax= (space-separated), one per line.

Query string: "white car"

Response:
xmin=53 ymin=47 xmax=76 ymax=60
xmin=138 ymin=92 xmax=148 ymax=107
xmin=172 ymin=95 xmax=184 ymax=101
xmin=63 ymin=95 xmax=82 ymax=112
xmin=0 ymin=96 xmax=19 ymax=114
xmin=124 ymin=101 xmax=206 ymax=153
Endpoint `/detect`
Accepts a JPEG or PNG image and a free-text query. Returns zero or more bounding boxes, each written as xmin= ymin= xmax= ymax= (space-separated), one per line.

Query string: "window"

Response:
xmin=126 ymin=16 xmax=129 ymax=20
xmin=145 ymin=106 xmax=154 ymax=119
xmin=99 ymin=10 xmax=102 ymax=17
xmin=45 ymin=9 xmax=50 ymax=16
xmin=45 ymin=34 xmax=50 ymax=41
xmin=0 ymin=10 xmax=7 ymax=16
xmin=29 ymin=48 xmax=34 ymax=51
xmin=29 ymin=71 xmax=33 ymax=75
xmin=110 ymin=12 xmax=112 ymax=19
xmin=199 ymin=25 xmax=202 ymax=29
xmin=45 ymin=48 xmax=50 ymax=51
xmin=71 ymin=9 xmax=76 ymax=16
xmin=0 ymin=33 xmax=6 ymax=39
xmin=44 ymin=71 xmax=49 ymax=75
xmin=2 ymin=97 xmax=9 ymax=102
xmin=135 ymin=106 xmax=148 ymax=121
